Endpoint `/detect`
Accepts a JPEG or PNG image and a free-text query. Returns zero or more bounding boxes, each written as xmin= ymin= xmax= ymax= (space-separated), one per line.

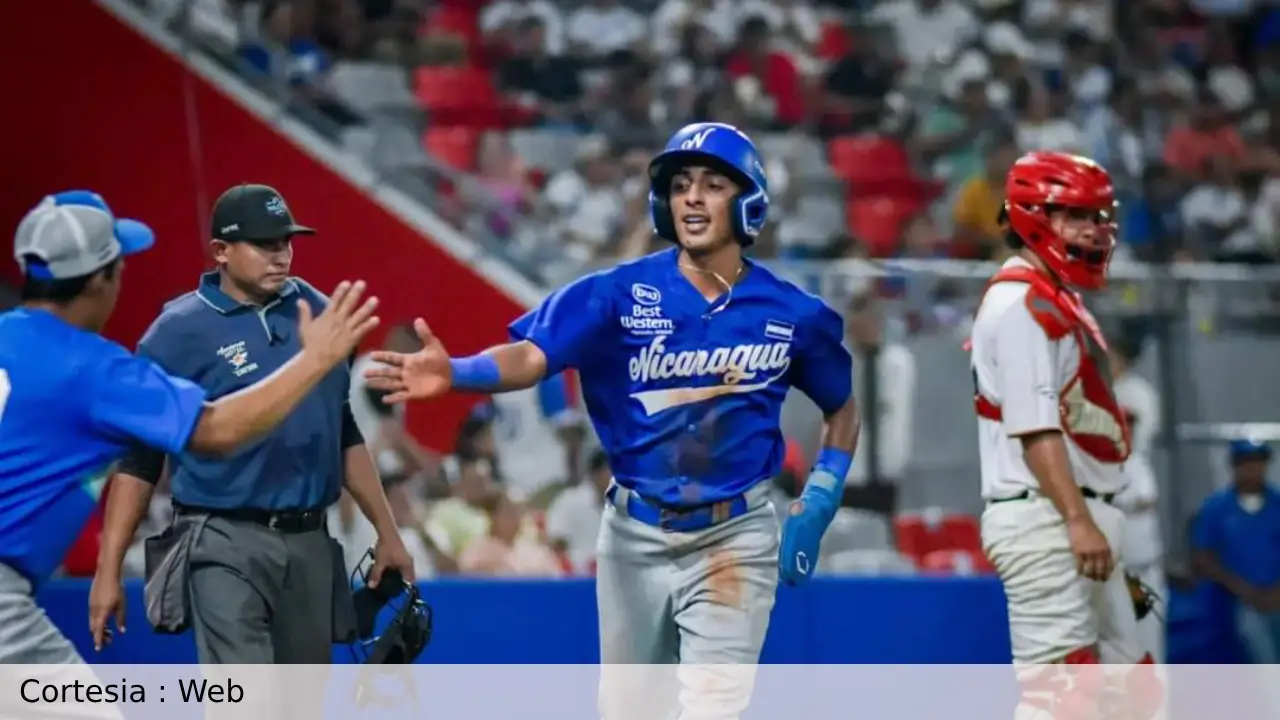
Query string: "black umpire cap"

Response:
xmin=211 ymin=184 xmax=316 ymax=242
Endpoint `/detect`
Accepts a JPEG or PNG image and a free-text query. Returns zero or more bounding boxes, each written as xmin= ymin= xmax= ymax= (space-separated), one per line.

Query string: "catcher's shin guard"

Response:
xmin=1015 ymin=648 xmax=1104 ymax=720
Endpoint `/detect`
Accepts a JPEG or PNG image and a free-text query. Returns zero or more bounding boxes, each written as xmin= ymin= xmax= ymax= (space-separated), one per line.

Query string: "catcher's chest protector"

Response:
xmin=972 ymin=266 xmax=1132 ymax=465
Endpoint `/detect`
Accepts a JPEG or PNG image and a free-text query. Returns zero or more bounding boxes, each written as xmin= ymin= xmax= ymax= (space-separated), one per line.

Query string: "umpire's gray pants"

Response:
xmin=187 ymin=516 xmax=337 ymax=664
xmin=596 ymin=483 xmax=778 ymax=720
xmin=0 ymin=563 xmax=123 ymax=720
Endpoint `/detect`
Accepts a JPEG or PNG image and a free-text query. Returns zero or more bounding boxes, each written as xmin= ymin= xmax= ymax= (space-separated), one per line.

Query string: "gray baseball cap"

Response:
xmin=13 ymin=191 xmax=155 ymax=281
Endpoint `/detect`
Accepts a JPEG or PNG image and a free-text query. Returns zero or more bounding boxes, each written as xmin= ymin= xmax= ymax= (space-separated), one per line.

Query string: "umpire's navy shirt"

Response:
xmin=135 ymin=271 xmax=353 ymax=510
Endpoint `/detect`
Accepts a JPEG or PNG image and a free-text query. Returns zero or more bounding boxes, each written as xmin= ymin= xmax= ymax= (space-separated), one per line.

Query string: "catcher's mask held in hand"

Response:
xmin=1126 ymin=572 xmax=1163 ymax=623
xmin=348 ymin=548 xmax=434 ymax=664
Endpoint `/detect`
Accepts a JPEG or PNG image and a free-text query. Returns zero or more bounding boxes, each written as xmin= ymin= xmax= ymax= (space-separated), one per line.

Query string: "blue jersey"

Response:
xmin=0 ymin=308 xmax=207 ymax=586
xmin=1191 ymin=487 xmax=1280 ymax=595
xmin=510 ymin=248 xmax=852 ymax=506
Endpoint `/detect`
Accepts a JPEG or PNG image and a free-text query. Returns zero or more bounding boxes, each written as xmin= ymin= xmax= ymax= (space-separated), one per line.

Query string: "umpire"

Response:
xmin=90 ymin=183 xmax=414 ymax=664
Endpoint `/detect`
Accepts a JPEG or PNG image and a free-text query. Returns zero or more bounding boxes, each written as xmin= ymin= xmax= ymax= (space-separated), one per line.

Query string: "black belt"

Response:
xmin=989 ymin=488 xmax=1117 ymax=505
xmin=174 ymin=503 xmax=327 ymax=533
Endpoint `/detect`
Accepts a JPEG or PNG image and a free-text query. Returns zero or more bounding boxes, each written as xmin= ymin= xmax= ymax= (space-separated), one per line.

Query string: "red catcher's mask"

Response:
xmin=1004 ymin=151 xmax=1117 ymax=291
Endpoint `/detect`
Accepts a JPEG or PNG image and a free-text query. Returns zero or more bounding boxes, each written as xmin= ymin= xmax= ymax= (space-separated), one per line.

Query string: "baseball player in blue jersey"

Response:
xmin=0 ymin=190 xmax=379 ymax=666
xmin=367 ymin=123 xmax=860 ymax=718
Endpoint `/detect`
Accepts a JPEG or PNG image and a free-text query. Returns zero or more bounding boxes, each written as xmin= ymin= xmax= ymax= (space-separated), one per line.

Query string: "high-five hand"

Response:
xmin=298 ymin=280 xmax=381 ymax=368
xmin=364 ymin=318 xmax=451 ymax=403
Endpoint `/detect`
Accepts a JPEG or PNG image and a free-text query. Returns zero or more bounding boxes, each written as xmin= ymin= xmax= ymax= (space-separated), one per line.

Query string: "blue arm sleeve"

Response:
xmin=508 ymin=273 xmax=612 ymax=377
xmin=790 ymin=302 xmax=854 ymax=415
xmin=84 ymin=346 xmax=208 ymax=455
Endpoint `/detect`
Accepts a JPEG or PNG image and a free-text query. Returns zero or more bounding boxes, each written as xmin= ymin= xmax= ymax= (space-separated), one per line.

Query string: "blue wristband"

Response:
xmin=814 ymin=447 xmax=853 ymax=484
xmin=449 ymin=354 xmax=501 ymax=391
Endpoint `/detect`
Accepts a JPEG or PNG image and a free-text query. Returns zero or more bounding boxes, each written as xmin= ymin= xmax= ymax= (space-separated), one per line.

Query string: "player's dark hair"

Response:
xmin=998 ymin=206 xmax=1026 ymax=250
xmin=19 ymin=257 xmax=119 ymax=304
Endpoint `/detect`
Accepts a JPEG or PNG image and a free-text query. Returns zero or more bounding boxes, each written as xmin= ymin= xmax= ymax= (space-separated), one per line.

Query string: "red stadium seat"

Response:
xmin=894 ymin=509 xmax=984 ymax=563
xmin=919 ymin=549 xmax=996 ymax=576
xmin=828 ymin=135 xmax=911 ymax=185
xmin=816 ymin=21 xmax=852 ymax=61
xmin=846 ymin=196 xmax=919 ymax=257
xmin=423 ymin=126 xmax=479 ymax=170
xmin=414 ymin=67 xmax=500 ymax=126
xmin=423 ymin=4 xmax=480 ymax=45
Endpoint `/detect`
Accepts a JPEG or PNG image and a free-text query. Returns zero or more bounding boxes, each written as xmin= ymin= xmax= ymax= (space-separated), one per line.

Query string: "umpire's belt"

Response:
xmin=606 ymin=484 xmax=749 ymax=533
xmin=173 ymin=503 xmax=326 ymax=533
xmin=988 ymin=487 xmax=1116 ymax=505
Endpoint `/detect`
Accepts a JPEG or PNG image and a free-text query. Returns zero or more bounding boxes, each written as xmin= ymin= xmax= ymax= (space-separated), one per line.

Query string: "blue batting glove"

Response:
xmin=778 ymin=469 xmax=842 ymax=586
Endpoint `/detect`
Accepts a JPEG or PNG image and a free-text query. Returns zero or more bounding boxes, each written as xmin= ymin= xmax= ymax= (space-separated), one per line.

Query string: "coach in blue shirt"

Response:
xmin=1191 ymin=439 xmax=1280 ymax=663
xmin=92 ymin=184 xmax=413 ymax=664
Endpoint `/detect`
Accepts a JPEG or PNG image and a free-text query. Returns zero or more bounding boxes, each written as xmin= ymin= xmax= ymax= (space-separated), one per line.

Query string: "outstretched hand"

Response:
xmin=364 ymin=318 xmax=452 ymax=403
xmin=298 ymin=280 xmax=381 ymax=369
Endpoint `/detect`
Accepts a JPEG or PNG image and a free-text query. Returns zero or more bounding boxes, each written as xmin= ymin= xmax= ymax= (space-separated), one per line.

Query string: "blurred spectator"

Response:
xmin=1249 ymin=168 xmax=1280 ymax=258
xmin=595 ymin=59 xmax=665 ymax=150
xmin=1190 ymin=442 xmax=1280 ymax=663
xmin=432 ymin=456 xmax=498 ymax=558
xmin=457 ymin=402 xmax=504 ymax=480
xmin=496 ymin=16 xmax=585 ymax=126
xmin=459 ymin=492 xmax=565 ymax=576
xmin=983 ymin=22 xmax=1037 ymax=112
xmin=544 ymin=449 xmax=611 ymax=574
xmin=870 ymin=0 xmax=980 ymax=73
xmin=481 ymin=0 xmax=566 ymax=55
xmin=474 ymin=132 xmax=540 ymax=240
xmin=1022 ymin=0 xmax=1114 ymax=68
xmin=1014 ymin=86 xmax=1083 ymax=154
xmin=951 ymin=137 xmax=1018 ymax=259
xmin=724 ymin=16 xmax=806 ymax=129
xmin=1203 ymin=21 xmax=1255 ymax=115
xmin=1081 ymin=80 xmax=1148 ymax=191
xmin=661 ymin=23 xmax=727 ymax=124
xmin=384 ymin=477 xmax=459 ymax=577
xmin=240 ymin=0 xmax=330 ymax=87
xmin=1255 ymin=31 xmax=1280 ymax=105
xmin=917 ymin=75 xmax=1008 ymax=187
xmin=1060 ymin=29 xmax=1112 ymax=111
xmin=545 ymin=135 xmax=626 ymax=264
xmin=822 ymin=22 xmax=896 ymax=134
xmin=1123 ymin=163 xmax=1186 ymax=260
xmin=740 ymin=0 xmax=822 ymax=75
xmin=1180 ymin=155 xmax=1254 ymax=259
xmin=566 ymin=0 xmax=645 ymax=58
xmin=1129 ymin=28 xmax=1196 ymax=107
xmin=1164 ymin=90 xmax=1247 ymax=181
xmin=651 ymin=0 xmax=739 ymax=57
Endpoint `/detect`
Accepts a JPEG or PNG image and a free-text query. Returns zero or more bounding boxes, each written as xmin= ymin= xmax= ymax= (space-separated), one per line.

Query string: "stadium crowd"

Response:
xmin=147 ymin=0 xmax=1280 ymax=279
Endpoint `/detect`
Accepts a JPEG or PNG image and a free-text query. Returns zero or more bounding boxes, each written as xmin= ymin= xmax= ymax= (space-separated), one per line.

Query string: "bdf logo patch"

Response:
xmin=631 ymin=284 xmax=662 ymax=306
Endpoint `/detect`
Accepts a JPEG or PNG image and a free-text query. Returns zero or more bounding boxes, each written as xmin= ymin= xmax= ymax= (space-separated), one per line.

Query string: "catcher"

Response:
xmin=967 ymin=152 xmax=1160 ymax=718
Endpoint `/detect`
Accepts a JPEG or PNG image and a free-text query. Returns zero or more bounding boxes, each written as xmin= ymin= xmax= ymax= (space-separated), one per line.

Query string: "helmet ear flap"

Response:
xmin=649 ymin=189 xmax=677 ymax=243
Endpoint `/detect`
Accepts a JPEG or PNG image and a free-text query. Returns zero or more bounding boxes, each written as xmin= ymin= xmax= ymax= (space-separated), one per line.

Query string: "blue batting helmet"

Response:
xmin=1228 ymin=438 xmax=1272 ymax=465
xmin=647 ymin=122 xmax=770 ymax=247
